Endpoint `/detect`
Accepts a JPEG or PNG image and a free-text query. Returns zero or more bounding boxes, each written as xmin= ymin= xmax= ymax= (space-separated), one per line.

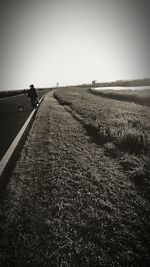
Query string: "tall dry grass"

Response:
xmin=54 ymin=88 xmax=150 ymax=154
xmin=54 ymin=87 xmax=150 ymax=200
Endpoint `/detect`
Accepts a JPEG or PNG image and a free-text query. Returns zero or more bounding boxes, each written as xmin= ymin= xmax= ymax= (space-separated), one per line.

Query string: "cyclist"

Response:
xmin=27 ymin=84 xmax=39 ymax=109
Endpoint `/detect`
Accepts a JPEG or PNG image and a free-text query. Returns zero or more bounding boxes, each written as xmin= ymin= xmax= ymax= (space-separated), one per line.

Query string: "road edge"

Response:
xmin=0 ymin=94 xmax=47 ymax=185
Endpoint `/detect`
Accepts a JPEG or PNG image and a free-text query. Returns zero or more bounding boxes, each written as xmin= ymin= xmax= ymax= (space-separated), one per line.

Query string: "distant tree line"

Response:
xmin=0 ymin=90 xmax=27 ymax=99
xmin=91 ymin=78 xmax=150 ymax=88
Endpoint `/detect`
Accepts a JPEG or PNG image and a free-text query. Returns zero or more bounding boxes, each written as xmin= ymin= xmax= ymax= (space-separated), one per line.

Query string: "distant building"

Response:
xmin=92 ymin=80 xmax=96 ymax=87
xmin=56 ymin=82 xmax=59 ymax=87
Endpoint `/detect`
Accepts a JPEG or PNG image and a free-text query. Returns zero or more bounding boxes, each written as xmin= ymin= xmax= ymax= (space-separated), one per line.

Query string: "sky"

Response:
xmin=0 ymin=0 xmax=150 ymax=90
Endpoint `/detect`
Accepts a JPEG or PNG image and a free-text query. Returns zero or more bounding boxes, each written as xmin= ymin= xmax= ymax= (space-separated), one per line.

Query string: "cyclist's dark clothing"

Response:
xmin=28 ymin=88 xmax=38 ymax=99
xmin=27 ymin=87 xmax=39 ymax=108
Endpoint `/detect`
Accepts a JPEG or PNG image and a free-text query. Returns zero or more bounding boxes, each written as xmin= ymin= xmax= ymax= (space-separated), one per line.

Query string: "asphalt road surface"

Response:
xmin=0 ymin=91 xmax=47 ymax=161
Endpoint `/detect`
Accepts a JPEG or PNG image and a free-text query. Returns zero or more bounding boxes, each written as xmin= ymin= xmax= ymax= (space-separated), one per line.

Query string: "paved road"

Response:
xmin=0 ymin=91 xmax=48 ymax=161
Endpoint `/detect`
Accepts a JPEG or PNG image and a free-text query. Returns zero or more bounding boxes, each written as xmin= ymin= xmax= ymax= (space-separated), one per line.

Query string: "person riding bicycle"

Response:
xmin=27 ymin=84 xmax=39 ymax=108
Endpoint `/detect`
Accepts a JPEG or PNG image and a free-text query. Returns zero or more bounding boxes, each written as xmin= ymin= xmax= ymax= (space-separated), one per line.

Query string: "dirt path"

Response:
xmin=0 ymin=91 xmax=149 ymax=266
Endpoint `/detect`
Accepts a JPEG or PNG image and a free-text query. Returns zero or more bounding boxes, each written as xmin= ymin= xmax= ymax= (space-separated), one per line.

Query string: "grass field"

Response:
xmin=54 ymin=87 xmax=150 ymax=199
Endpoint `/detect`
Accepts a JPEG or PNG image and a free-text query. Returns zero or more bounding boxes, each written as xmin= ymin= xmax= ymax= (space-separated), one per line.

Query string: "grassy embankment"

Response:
xmin=54 ymin=87 xmax=150 ymax=199
xmin=91 ymin=88 xmax=150 ymax=107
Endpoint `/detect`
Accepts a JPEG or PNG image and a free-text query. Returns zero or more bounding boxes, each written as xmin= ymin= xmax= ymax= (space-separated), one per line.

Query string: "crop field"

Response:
xmin=91 ymin=88 xmax=150 ymax=107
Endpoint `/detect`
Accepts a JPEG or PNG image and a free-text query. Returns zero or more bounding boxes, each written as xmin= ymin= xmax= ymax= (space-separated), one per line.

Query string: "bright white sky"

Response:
xmin=0 ymin=0 xmax=150 ymax=90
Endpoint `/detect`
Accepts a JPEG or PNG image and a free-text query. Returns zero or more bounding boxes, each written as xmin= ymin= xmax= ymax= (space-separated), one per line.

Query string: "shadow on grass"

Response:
xmin=84 ymin=123 xmax=107 ymax=145
xmin=119 ymin=157 xmax=150 ymax=201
